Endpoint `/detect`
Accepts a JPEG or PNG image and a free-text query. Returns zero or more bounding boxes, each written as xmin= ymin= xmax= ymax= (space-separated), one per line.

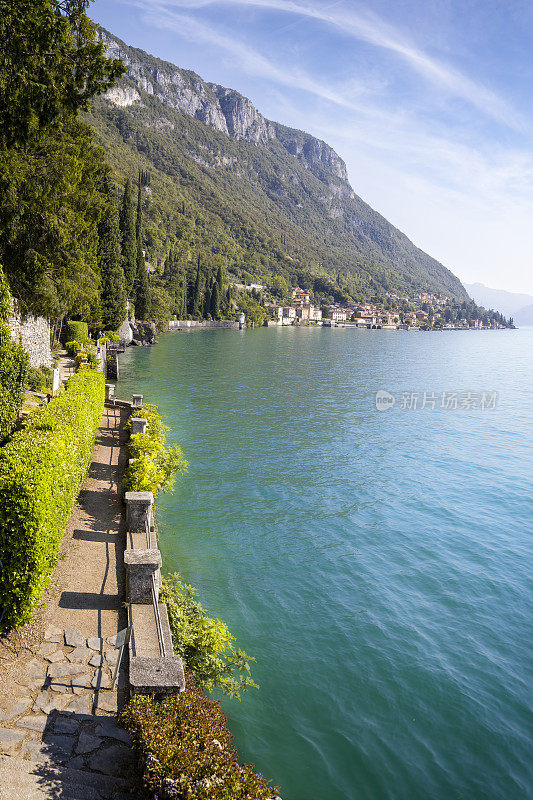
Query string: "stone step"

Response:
xmin=0 ymin=754 xmax=131 ymax=800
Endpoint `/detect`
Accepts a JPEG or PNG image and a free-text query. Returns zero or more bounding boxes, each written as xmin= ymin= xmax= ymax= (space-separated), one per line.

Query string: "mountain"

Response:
xmin=464 ymin=283 xmax=533 ymax=322
xmin=87 ymin=27 xmax=469 ymax=301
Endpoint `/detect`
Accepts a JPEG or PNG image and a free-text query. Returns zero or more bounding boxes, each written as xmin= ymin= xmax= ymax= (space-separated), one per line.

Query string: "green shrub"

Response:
xmin=65 ymin=340 xmax=79 ymax=355
xmin=51 ymin=345 xmax=61 ymax=369
xmin=64 ymin=320 xmax=88 ymax=343
xmin=123 ymin=404 xmax=187 ymax=497
xmin=0 ymin=265 xmax=29 ymax=440
xmin=129 ymin=403 xmax=166 ymax=440
xmin=26 ymin=365 xmax=53 ymax=392
xmin=121 ymin=673 xmax=278 ymax=800
xmin=0 ymin=370 xmax=104 ymax=628
xmin=161 ymin=574 xmax=257 ymax=699
xmin=103 ymin=330 xmax=119 ymax=343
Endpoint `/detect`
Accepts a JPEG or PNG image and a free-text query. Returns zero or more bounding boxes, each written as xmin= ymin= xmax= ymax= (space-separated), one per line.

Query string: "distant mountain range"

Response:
xmin=464 ymin=283 xmax=533 ymax=325
xmin=86 ymin=27 xmax=469 ymax=301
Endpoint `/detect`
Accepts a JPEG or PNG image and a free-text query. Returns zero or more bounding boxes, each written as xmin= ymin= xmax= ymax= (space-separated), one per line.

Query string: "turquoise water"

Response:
xmin=118 ymin=327 xmax=532 ymax=800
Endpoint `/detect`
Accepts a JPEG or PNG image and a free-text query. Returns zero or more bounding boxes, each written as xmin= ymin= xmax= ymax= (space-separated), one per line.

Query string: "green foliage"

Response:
xmin=235 ymin=290 xmax=267 ymax=327
xmin=120 ymin=178 xmax=136 ymax=292
xmin=0 ymin=370 xmax=104 ymax=628
xmin=0 ymin=116 xmax=108 ymax=320
xmin=98 ymin=173 xmax=127 ymax=330
xmin=26 ymin=366 xmax=53 ymax=393
xmin=134 ymin=257 xmax=149 ymax=320
xmin=130 ymin=402 xmax=166 ymax=442
xmin=163 ymin=249 xmax=187 ymax=319
xmin=0 ymin=5 xmax=123 ymax=320
xmin=121 ymin=674 xmax=278 ymax=800
xmin=86 ymin=33 xmax=470 ymax=305
xmin=0 ymin=1 xmax=124 ymax=149
xmin=161 ymin=574 xmax=258 ymax=699
xmin=65 ymin=340 xmax=80 ymax=356
xmin=74 ymin=347 xmax=99 ymax=370
xmin=64 ymin=321 xmax=89 ymax=343
xmin=0 ymin=266 xmax=29 ymax=439
xmin=148 ymin=280 xmax=172 ymax=332
xmin=133 ymin=174 xmax=150 ymax=318
xmin=124 ymin=403 xmax=187 ymax=497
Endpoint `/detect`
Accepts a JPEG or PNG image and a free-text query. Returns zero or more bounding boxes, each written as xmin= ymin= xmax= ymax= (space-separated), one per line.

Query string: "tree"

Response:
xmin=175 ymin=255 xmax=188 ymax=320
xmin=0 ymin=116 xmax=108 ymax=319
xmin=211 ymin=281 xmax=220 ymax=320
xmin=192 ymin=258 xmax=203 ymax=318
xmin=148 ymin=279 xmax=171 ymax=332
xmin=216 ymin=265 xmax=224 ymax=296
xmin=98 ymin=174 xmax=126 ymax=330
xmin=203 ymin=279 xmax=212 ymax=319
xmin=0 ymin=0 xmax=124 ymax=149
xmin=133 ymin=178 xmax=149 ymax=319
xmin=0 ymin=1 xmax=124 ymax=321
xmin=120 ymin=178 xmax=136 ymax=292
xmin=0 ymin=266 xmax=29 ymax=440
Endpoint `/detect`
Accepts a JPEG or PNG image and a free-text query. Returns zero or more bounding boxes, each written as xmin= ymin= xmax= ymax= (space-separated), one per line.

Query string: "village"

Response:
xmin=231 ymin=284 xmax=513 ymax=330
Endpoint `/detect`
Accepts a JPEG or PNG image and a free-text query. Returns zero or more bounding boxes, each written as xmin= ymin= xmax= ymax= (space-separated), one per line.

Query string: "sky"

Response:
xmin=90 ymin=0 xmax=533 ymax=294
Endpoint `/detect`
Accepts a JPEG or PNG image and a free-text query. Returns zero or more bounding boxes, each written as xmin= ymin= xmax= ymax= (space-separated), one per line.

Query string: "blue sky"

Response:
xmin=90 ymin=0 xmax=533 ymax=294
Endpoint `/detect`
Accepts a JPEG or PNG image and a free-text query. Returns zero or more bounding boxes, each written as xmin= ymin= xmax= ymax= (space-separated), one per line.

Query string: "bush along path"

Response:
xmin=0 ymin=399 xmax=138 ymax=799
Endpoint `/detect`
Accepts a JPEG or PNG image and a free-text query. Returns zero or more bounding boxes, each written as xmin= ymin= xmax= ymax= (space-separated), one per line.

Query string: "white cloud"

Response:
xmin=114 ymin=0 xmax=533 ymax=291
xmin=138 ymin=3 xmax=375 ymax=110
xmin=150 ymin=0 xmax=526 ymax=129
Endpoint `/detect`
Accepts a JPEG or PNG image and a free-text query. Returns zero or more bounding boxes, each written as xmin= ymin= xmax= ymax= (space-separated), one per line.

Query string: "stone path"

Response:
xmin=57 ymin=349 xmax=76 ymax=383
xmin=0 ymin=405 xmax=138 ymax=798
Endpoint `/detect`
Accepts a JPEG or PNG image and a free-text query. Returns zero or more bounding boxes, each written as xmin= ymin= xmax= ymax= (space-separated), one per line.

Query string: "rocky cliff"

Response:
xmin=89 ymin=27 xmax=468 ymax=301
xmin=98 ymin=29 xmax=348 ymax=184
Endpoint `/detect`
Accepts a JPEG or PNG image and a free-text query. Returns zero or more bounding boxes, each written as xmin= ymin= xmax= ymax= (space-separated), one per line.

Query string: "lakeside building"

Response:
xmin=331 ymin=308 xmax=347 ymax=322
xmin=292 ymin=287 xmax=311 ymax=305
xmin=268 ymin=303 xmax=322 ymax=324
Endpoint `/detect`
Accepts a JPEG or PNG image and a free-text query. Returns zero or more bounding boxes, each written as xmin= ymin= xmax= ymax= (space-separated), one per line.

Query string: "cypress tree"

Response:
xmin=119 ymin=178 xmax=136 ymax=293
xmin=211 ymin=281 xmax=220 ymax=320
xmin=174 ymin=254 xmax=187 ymax=320
xmin=216 ymin=265 xmax=223 ymax=295
xmin=179 ymin=264 xmax=187 ymax=319
xmin=98 ymin=174 xmax=126 ymax=330
xmin=203 ymin=278 xmax=212 ymax=319
xmin=133 ymin=176 xmax=149 ymax=319
xmin=135 ymin=175 xmax=142 ymax=243
xmin=192 ymin=257 xmax=203 ymax=318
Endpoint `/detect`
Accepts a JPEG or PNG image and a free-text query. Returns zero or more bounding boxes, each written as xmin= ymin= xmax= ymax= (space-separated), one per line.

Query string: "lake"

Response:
xmin=118 ymin=326 xmax=532 ymax=800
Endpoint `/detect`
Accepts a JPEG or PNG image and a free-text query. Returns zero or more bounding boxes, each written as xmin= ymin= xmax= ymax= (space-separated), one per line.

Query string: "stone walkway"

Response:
xmin=0 ymin=405 xmax=138 ymax=799
xmin=57 ymin=349 xmax=76 ymax=383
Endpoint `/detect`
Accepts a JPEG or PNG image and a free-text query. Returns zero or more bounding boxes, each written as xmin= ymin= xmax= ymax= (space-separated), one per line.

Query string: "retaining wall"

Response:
xmin=8 ymin=303 xmax=51 ymax=368
xmin=169 ymin=320 xmax=239 ymax=330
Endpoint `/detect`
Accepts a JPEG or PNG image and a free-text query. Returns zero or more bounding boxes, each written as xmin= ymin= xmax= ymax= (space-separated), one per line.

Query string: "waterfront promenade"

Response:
xmin=0 ymin=404 xmax=138 ymax=799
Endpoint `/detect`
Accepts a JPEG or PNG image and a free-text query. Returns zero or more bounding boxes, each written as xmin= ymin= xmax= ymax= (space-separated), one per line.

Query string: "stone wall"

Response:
xmin=8 ymin=304 xmax=51 ymax=368
xmin=169 ymin=320 xmax=239 ymax=330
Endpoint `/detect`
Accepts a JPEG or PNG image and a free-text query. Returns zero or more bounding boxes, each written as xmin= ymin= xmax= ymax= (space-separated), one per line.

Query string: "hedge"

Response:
xmin=0 ymin=369 xmax=104 ymax=628
xmin=64 ymin=320 xmax=88 ymax=343
xmin=0 ymin=265 xmax=29 ymax=440
xmin=121 ymin=673 xmax=279 ymax=800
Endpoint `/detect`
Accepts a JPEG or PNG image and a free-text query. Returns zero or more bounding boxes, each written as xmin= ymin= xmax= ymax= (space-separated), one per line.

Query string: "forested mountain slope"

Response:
xmin=88 ymin=27 xmax=468 ymax=301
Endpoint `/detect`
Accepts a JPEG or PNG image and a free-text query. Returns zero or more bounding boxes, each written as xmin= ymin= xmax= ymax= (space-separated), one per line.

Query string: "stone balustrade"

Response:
xmin=130 ymin=417 xmax=147 ymax=436
xmin=124 ymin=490 xmax=185 ymax=699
